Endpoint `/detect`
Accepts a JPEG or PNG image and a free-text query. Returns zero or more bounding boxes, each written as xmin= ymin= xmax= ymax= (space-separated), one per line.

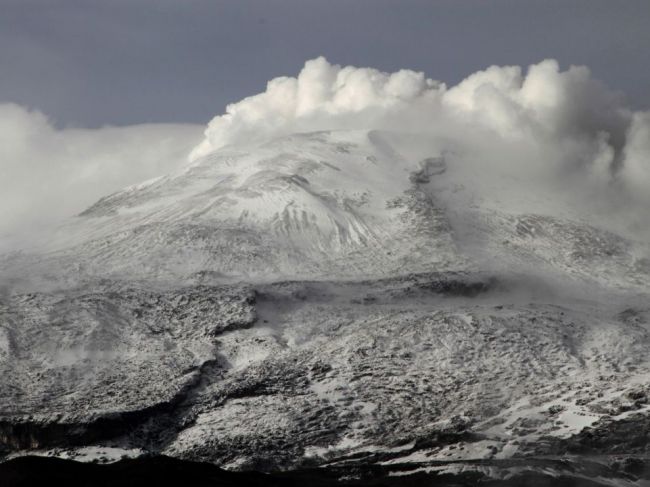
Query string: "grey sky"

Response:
xmin=1 ymin=0 xmax=648 ymax=128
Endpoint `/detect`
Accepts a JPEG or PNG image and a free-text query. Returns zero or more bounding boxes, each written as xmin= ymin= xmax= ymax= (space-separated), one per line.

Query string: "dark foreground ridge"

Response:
xmin=0 ymin=455 xmax=629 ymax=487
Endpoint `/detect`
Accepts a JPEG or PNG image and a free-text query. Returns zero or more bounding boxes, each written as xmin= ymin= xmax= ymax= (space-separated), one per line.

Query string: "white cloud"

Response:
xmin=2 ymin=57 xmax=648 ymax=248
xmin=621 ymin=112 xmax=650 ymax=200
xmin=187 ymin=57 xmax=650 ymax=238
xmin=0 ymin=103 xmax=202 ymax=241
xmin=189 ymin=57 xmax=443 ymax=159
xmin=194 ymin=58 xmax=628 ymax=151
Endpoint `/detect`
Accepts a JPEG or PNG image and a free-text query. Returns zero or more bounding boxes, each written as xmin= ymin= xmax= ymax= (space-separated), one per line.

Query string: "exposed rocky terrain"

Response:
xmin=1 ymin=130 xmax=650 ymax=485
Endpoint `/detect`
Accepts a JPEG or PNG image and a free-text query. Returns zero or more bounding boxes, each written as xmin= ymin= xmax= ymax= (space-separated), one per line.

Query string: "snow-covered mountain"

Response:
xmin=2 ymin=129 xmax=650 ymax=485
xmin=3 ymin=130 xmax=458 ymax=283
xmin=5 ymin=129 xmax=649 ymax=288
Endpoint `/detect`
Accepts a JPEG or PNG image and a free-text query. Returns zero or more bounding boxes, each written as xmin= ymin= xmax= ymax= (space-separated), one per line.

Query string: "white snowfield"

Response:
xmin=1 ymin=129 xmax=650 ymax=483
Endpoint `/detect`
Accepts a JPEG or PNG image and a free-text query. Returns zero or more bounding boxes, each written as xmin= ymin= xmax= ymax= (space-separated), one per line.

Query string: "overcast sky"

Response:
xmin=1 ymin=0 xmax=649 ymax=128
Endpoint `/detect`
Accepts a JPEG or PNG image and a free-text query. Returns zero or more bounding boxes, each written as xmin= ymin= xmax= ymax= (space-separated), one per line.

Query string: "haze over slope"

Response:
xmin=0 ymin=105 xmax=202 ymax=246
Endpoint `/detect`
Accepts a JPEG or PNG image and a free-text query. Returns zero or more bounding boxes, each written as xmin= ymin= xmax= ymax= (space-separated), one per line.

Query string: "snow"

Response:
xmin=1 ymin=129 xmax=650 ymax=484
xmin=6 ymin=447 xmax=143 ymax=464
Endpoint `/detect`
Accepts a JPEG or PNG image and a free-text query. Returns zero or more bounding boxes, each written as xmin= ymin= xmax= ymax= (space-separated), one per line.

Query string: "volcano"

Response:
xmin=2 ymin=128 xmax=650 ymax=485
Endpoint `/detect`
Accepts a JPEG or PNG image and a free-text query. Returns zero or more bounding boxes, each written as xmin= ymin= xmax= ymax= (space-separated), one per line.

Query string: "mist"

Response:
xmin=0 ymin=103 xmax=202 ymax=246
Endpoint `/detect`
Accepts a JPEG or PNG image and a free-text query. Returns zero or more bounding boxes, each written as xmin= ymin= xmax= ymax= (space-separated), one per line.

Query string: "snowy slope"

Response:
xmin=1 ymin=130 xmax=464 ymax=284
xmin=5 ymin=128 xmax=650 ymax=290
xmin=2 ymin=129 xmax=650 ymax=485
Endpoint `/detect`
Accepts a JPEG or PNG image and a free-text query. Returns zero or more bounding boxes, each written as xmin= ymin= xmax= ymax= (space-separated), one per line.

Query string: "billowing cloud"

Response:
xmin=191 ymin=57 xmax=649 ymax=222
xmin=2 ymin=57 xmax=649 ymax=249
xmin=190 ymin=56 xmax=443 ymax=159
xmin=0 ymin=103 xmax=202 ymax=243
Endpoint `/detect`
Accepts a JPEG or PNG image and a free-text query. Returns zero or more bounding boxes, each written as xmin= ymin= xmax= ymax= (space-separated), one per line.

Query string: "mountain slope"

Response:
xmin=1 ymin=129 xmax=650 ymax=485
xmin=11 ymin=130 xmax=459 ymax=283
xmin=4 ymin=129 xmax=649 ymax=289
